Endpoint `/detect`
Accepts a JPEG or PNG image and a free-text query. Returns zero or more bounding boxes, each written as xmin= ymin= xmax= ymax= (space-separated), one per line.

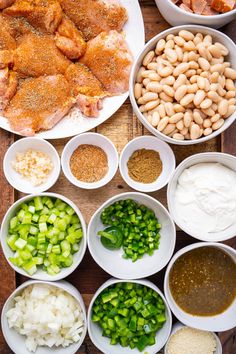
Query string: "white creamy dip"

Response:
xmin=175 ymin=163 xmax=236 ymax=234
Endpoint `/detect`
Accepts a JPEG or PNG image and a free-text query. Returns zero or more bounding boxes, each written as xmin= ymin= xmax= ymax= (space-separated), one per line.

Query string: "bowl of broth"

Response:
xmin=164 ymin=242 xmax=236 ymax=331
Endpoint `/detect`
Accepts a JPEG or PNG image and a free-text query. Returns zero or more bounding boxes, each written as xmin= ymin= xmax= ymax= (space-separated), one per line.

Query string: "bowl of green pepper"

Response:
xmin=87 ymin=192 xmax=176 ymax=279
xmin=0 ymin=193 xmax=87 ymax=281
xmin=88 ymin=278 xmax=172 ymax=354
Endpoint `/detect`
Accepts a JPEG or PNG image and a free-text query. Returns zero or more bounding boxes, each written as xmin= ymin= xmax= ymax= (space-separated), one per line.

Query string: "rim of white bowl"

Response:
xmin=165 ymin=0 xmax=236 ymax=19
xmin=164 ymin=322 xmax=222 ymax=354
xmin=129 ymin=25 xmax=236 ymax=145
xmin=88 ymin=278 xmax=172 ymax=354
xmin=1 ymin=279 xmax=87 ymax=354
xmin=3 ymin=137 xmax=61 ymax=194
xmin=87 ymin=192 xmax=176 ymax=279
xmin=119 ymin=136 xmax=176 ymax=192
xmin=167 ymin=152 xmax=236 ymax=241
xmin=164 ymin=242 xmax=236 ymax=332
xmin=61 ymin=132 xmax=119 ymax=190
xmin=0 ymin=192 xmax=87 ymax=281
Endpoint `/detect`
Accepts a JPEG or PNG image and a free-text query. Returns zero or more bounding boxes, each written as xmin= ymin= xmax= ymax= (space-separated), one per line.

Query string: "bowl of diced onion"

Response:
xmin=0 ymin=193 xmax=87 ymax=281
xmin=1 ymin=280 xmax=87 ymax=354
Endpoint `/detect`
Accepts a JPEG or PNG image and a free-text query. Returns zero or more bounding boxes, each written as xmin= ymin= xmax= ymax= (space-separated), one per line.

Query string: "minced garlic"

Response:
xmin=12 ymin=149 xmax=53 ymax=186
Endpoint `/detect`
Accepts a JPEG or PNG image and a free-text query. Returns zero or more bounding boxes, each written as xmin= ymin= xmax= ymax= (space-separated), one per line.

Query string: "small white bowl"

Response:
xmin=164 ymin=322 xmax=222 ymax=354
xmin=167 ymin=152 xmax=236 ymax=242
xmin=88 ymin=278 xmax=172 ymax=354
xmin=3 ymin=138 xmax=61 ymax=194
xmin=61 ymin=133 xmax=118 ymax=189
xmin=119 ymin=136 xmax=176 ymax=192
xmin=0 ymin=193 xmax=87 ymax=281
xmin=88 ymin=192 xmax=176 ymax=279
xmin=155 ymin=0 xmax=236 ymax=29
xmin=164 ymin=242 xmax=236 ymax=332
xmin=1 ymin=280 xmax=87 ymax=354
xmin=129 ymin=25 xmax=236 ymax=146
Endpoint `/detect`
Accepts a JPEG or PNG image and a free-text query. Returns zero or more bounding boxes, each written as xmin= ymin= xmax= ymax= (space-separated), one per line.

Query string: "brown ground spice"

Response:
xmin=127 ymin=149 xmax=162 ymax=183
xmin=70 ymin=144 xmax=108 ymax=183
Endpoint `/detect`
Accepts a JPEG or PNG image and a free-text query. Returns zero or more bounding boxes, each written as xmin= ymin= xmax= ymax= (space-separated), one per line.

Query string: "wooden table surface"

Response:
xmin=0 ymin=1 xmax=236 ymax=353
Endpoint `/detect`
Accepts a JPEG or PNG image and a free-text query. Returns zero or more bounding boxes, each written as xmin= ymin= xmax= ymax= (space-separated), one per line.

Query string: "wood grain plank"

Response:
xmin=0 ymin=129 xmax=16 ymax=354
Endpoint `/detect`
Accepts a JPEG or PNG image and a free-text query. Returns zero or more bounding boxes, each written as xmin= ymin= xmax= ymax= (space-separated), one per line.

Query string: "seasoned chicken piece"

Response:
xmin=65 ymin=63 xmax=108 ymax=117
xmin=4 ymin=0 xmax=62 ymax=33
xmin=0 ymin=15 xmax=16 ymax=50
xmin=0 ymin=0 xmax=15 ymax=9
xmin=0 ymin=50 xmax=14 ymax=69
xmin=4 ymin=75 xmax=75 ymax=136
xmin=60 ymin=0 xmax=128 ymax=40
xmin=0 ymin=68 xmax=17 ymax=109
xmin=80 ymin=30 xmax=132 ymax=95
xmin=55 ymin=17 xmax=86 ymax=60
xmin=13 ymin=33 xmax=71 ymax=77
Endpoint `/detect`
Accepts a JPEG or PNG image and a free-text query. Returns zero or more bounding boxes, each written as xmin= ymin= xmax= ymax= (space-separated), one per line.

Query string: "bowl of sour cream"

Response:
xmin=167 ymin=152 xmax=236 ymax=242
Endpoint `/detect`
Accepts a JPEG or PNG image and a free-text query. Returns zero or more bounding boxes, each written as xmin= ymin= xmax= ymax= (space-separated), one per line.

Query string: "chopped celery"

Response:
xmin=7 ymin=196 xmax=83 ymax=276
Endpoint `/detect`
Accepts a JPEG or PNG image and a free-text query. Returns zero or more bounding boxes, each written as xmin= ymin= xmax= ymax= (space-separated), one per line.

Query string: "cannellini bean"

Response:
xmin=147 ymin=62 xmax=159 ymax=71
xmin=218 ymin=99 xmax=229 ymax=116
xmin=139 ymin=105 xmax=147 ymax=112
xmin=204 ymin=78 xmax=210 ymax=92
xmin=158 ymin=66 xmax=173 ymax=77
xmin=212 ymin=103 xmax=218 ymax=111
xmin=218 ymin=75 xmax=225 ymax=87
xmin=210 ymin=83 xmax=219 ymax=92
xmin=211 ymin=114 xmax=220 ymax=123
xmin=174 ymin=104 xmax=185 ymax=113
xmin=182 ymin=52 xmax=189 ymax=62
xmin=146 ymin=81 xmax=162 ymax=93
xmin=137 ymin=97 xmax=145 ymax=105
xmin=224 ymin=67 xmax=236 ymax=80
xmin=203 ymin=119 xmax=212 ymax=128
xmin=166 ymin=34 xmax=174 ymax=41
xmin=208 ymin=44 xmax=222 ymax=58
xmin=200 ymin=71 xmax=209 ymax=78
xmin=143 ymin=78 xmax=150 ymax=87
xmin=198 ymin=57 xmax=210 ymax=71
xmin=169 ymin=129 xmax=179 ymax=137
xmin=180 ymin=127 xmax=188 ymax=136
xmin=217 ymin=85 xmax=226 ymax=97
xmin=158 ymin=104 xmax=166 ymax=118
xmin=163 ymin=85 xmax=175 ymax=97
xmin=134 ymin=83 xmax=142 ymax=99
xmin=169 ymin=112 xmax=184 ymax=124
xmin=212 ymin=118 xmax=224 ymax=130
xmin=155 ymin=39 xmax=166 ymax=53
xmin=196 ymin=43 xmax=208 ymax=59
xmin=176 ymin=119 xmax=184 ymax=130
xmin=164 ymin=102 xmax=175 ymax=116
xmin=159 ymin=92 xmax=173 ymax=102
xmin=151 ymin=112 xmax=160 ymax=126
xmin=188 ymin=51 xmax=199 ymax=61
xmin=189 ymin=61 xmax=199 ymax=70
xmin=165 ymin=48 xmax=178 ymax=63
xmin=141 ymin=70 xmax=156 ymax=78
xmin=202 ymin=107 xmax=215 ymax=116
xmin=143 ymin=51 xmax=155 ymax=66
xmin=225 ymin=79 xmax=235 ymax=91
xmin=174 ymin=85 xmax=188 ymax=101
xmin=225 ymin=91 xmax=236 ymax=99
xmin=160 ymin=76 xmax=175 ymax=86
xmin=224 ymin=105 xmax=236 ymax=118
xmin=200 ymin=99 xmax=212 ymax=109
xmin=223 ymin=62 xmax=230 ymax=69
xmin=179 ymin=30 xmax=194 ymax=41
xmin=173 ymin=74 xmax=187 ymax=90
xmin=190 ymin=75 xmax=198 ymax=84
xmin=180 ymin=93 xmax=194 ymax=106
xmin=184 ymin=111 xmax=192 ymax=128
xmin=142 ymin=92 xmax=159 ymax=103
xmin=203 ymin=35 xmax=212 ymax=45
xmin=204 ymin=127 xmax=213 ymax=136
xmin=184 ymin=41 xmax=196 ymax=51
xmin=145 ymin=100 xmax=159 ymax=111
xmin=215 ymin=42 xmax=229 ymax=56
xmin=174 ymin=36 xmax=185 ymax=46
xmin=148 ymin=73 xmax=161 ymax=81
xmin=228 ymin=98 xmax=236 ymax=105
xmin=186 ymin=69 xmax=197 ymax=78
xmin=207 ymin=90 xmax=220 ymax=103
xmin=136 ymin=66 xmax=145 ymax=83
xmin=175 ymin=45 xmax=184 ymax=61
xmin=190 ymin=124 xmax=200 ymax=140
xmin=142 ymin=88 xmax=147 ymax=96
xmin=193 ymin=111 xmax=203 ymax=125
xmin=197 ymin=76 xmax=205 ymax=90
xmin=173 ymin=133 xmax=184 ymax=140
xmin=173 ymin=63 xmax=189 ymax=76
xmin=194 ymin=90 xmax=206 ymax=106
xmin=162 ymin=124 xmax=176 ymax=135
xmin=157 ymin=116 xmax=169 ymax=131
xmin=166 ymin=39 xmax=175 ymax=49
xmin=210 ymin=72 xmax=220 ymax=83
xmin=210 ymin=64 xmax=224 ymax=74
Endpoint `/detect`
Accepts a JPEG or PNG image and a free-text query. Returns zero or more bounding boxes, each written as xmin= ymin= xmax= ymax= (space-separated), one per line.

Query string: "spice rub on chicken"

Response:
xmin=60 ymin=0 xmax=128 ymax=41
xmin=80 ymin=30 xmax=133 ymax=95
xmin=0 ymin=0 xmax=132 ymax=135
xmin=4 ymin=75 xmax=74 ymax=136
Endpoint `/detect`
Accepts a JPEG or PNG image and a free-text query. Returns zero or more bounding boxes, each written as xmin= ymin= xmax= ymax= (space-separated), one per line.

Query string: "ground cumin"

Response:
xmin=70 ymin=144 xmax=108 ymax=183
xmin=127 ymin=149 xmax=162 ymax=183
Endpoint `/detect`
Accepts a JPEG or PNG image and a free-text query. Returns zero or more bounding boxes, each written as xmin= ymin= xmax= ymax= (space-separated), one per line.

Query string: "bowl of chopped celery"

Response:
xmin=88 ymin=278 xmax=172 ymax=354
xmin=88 ymin=192 xmax=176 ymax=279
xmin=0 ymin=193 xmax=86 ymax=281
xmin=1 ymin=280 xmax=87 ymax=354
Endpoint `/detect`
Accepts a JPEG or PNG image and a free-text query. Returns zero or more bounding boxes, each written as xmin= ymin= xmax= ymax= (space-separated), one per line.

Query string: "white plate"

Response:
xmin=0 ymin=0 xmax=145 ymax=139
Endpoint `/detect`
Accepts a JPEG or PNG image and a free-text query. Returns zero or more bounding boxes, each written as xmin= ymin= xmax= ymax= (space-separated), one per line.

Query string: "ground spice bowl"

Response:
xmin=61 ymin=133 xmax=119 ymax=189
xmin=119 ymin=136 xmax=176 ymax=192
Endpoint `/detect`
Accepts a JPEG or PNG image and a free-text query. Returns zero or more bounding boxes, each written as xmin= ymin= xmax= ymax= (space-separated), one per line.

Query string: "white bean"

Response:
xmin=157 ymin=116 xmax=169 ymax=132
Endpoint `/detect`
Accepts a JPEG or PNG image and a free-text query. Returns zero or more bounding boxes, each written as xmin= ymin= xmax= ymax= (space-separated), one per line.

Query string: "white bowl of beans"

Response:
xmin=129 ymin=25 xmax=236 ymax=145
xmin=155 ymin=0 xmax=236 ymax=29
